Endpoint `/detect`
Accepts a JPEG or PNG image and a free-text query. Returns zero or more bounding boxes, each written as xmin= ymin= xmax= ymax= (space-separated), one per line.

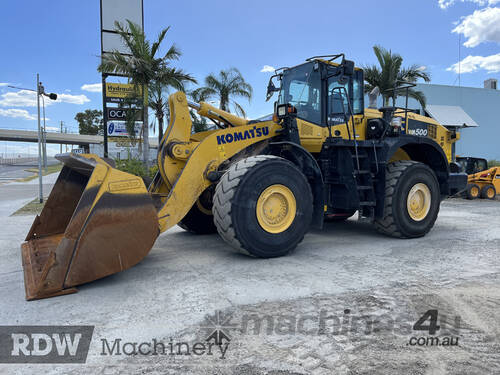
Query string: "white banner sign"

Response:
xmin=107 ymin=121 xmax=142 ymax=137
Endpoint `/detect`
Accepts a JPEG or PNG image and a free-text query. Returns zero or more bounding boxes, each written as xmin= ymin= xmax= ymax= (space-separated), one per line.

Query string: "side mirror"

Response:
xmin=342 ymin=59 xmax=355 ymax=76
xmin=266 ymin=74 xmax=281 ymax=102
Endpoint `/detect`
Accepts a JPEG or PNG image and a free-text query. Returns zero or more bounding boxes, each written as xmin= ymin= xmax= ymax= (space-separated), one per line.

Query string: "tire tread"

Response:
xmin=374 ymin=160 xmax=439 ymax=238
xmin=213 ymin=155 xmax=279 ymax=256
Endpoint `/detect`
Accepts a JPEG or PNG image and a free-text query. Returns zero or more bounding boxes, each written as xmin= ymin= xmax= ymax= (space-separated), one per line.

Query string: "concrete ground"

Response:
xmin=0 ymin=176 xmax=499 ymax=374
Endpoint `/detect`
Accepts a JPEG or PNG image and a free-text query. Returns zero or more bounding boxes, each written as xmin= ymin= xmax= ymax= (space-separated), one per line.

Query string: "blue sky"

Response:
xmin=1 ymin=0 xmax=499 ymax=155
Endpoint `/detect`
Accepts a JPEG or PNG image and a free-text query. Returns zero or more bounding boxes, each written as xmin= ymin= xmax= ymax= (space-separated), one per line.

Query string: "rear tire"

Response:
xmin=178 ymin=188 xmax=217 ymax=234
xmin=213 ymin=155 xmax=313 ymax=258
xmin=374 ymin=161 xmax=440 ymax=238
xmin=481 ymin=185 xmax=496 ymax=200
xmin=465 ymin=184 xmax=481 ymax=200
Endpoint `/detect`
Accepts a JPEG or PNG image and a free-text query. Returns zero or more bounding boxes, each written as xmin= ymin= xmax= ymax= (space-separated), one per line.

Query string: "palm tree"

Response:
xmin=148 ymin=81 xmax=170 ymax=143
xmin=98 ymin=20 xmax=195 ymax=164
xmin=188 ymin=88 xmax=211 ymax=133
xmin=193 ymin=68 xmax=252 ymax=117
xmin=363 ymin=45 xmax=431 ymax=107
xmin=149 ymin=68 xmax=195 ymax=143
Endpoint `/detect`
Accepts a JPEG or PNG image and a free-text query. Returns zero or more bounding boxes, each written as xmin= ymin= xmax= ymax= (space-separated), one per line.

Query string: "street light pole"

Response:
xmin=36 ymin=74 xmax=43 ymax=204
xmin=60 ymin=121 xmax=63 ymax=154
xmin=42 ymin=95 xmax=48 ymax=172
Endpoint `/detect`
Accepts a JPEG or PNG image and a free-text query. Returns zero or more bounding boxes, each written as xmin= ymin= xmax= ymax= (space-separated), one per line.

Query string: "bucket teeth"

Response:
xmin=21 ymin=236 xmax=77 ymax=300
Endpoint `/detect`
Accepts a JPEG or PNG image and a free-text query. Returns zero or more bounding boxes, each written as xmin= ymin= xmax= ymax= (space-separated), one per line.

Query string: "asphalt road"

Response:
xmin=0 ymin=183 xmax=499 ymax=374
xmin=0 ymin=158 xmax=58 ymax=182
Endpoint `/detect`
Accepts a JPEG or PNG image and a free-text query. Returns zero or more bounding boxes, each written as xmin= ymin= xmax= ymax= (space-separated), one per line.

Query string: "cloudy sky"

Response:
xmin=1 ymin=0 xmax=499 ymax=155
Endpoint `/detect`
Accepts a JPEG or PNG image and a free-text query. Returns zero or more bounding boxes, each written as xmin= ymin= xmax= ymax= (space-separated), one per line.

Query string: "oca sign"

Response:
xmin=107 ymin=108 xmax=141 ymax=121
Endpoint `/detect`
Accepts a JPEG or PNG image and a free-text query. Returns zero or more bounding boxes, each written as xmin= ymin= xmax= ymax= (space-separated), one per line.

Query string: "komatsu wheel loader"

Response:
xmin=21 ymin=55 xmax=467 ymax=300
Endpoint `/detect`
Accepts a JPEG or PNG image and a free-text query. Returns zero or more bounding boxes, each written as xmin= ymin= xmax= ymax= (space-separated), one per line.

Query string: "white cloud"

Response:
xmin=439 ymin=0 xmax=500 ymax=9
xmin=81 ymin=83 xmax=102 ymax=93
xmin=0 ymin=90 xmax=90 ymax=107
xmin=56 ymin=93 xmax=90 ymax=105
xmin=0 ymin=108 xmax=38 ymax=120
xmin=0 ymin=83 xmax=9 ymax=87
xmin=447 ymin=53 xmax=500 ymax=73
xmin=260 ymin=65 xmax=276 ymax=73
xmin=0 ymin=90 xmax=38 ymax=107
xmin=453 ymin=7 xmax=500 ymax=47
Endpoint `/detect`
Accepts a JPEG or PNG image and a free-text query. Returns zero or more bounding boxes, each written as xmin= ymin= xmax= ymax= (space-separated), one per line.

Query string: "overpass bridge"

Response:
xmin=0 ymin=129 xmax=159 ymax=148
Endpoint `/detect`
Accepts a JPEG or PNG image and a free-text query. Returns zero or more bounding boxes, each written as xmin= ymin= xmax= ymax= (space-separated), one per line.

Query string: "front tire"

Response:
xmin=375 ymin=161 xmax=440 ymax=238
xmin=465 ymin=184 xmax=480 ymax=200
xmin=213 ymin=155 xmax=313 ymax=258
xmin=481 ymin=185 xmax=496 ymax=200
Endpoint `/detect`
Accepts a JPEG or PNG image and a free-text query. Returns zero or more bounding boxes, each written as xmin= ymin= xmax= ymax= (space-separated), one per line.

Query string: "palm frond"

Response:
xmin=163 ymin=43 xmax=181 ymax=61
xmin=406 ymin=89 xmax=427 ymax=108
xmin=232 ymin=101 xmax=246 ymax=118
xmin=151 ymin=26 xmax=170 ymax=57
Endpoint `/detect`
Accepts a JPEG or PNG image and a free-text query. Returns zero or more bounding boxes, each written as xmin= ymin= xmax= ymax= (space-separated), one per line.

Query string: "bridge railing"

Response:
xmin=0 ymin=157 xmax=39 ymax=165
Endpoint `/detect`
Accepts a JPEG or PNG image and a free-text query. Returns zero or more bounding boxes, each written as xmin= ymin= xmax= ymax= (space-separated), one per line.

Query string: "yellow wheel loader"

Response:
xmin=21 ymin=55 xmax=467 ymax=300
xmin=457 ymin=156 xmax=499 ymax=200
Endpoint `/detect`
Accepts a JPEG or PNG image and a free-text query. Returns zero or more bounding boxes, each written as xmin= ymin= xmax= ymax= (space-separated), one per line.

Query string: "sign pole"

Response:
xmin=36 ymin=74 xmax=43 ymax=204
xmin=102 ymin=74 xmax=108 ymax=158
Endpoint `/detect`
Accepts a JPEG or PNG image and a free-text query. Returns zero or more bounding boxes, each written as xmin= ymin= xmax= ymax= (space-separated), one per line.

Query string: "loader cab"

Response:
xmin=456 ymin=156 xmax=488 ymax=175
xmin=276 ymin=59 xmax=364 ymax=127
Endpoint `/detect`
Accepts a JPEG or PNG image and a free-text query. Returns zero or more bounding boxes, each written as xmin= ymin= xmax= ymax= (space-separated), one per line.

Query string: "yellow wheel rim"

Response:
xmin=471 ymin=186 xmax=479 ymax=198
xmin=196 ymin=199 xmax=212 ymax=215
xmin=256 ymin=184 xmax=297 ymax=233
xmin=487 ymin=187 xmax=495 ymax=199
xmin=407 ymin=183 xmax=431 ymax=222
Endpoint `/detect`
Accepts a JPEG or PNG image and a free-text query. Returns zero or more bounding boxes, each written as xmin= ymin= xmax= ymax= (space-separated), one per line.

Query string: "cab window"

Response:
xmin=352 ymin=70 xmax=364 ymax=114
xmin=327 ymin=70 xmax=364 ymax=125
xmin=327 ymin=79 xmax=349 ymax=125
xmin=279 ymin=63 xmax=322 ymax=125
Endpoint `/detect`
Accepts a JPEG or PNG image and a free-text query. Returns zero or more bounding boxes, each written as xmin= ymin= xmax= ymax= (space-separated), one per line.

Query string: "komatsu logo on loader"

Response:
xmin=216 ymin=126 xmax=269 ymax=145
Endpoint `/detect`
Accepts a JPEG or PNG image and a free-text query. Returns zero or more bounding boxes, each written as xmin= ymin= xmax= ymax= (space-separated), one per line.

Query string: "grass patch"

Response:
xmin=11 ymin=198 xmax=46 ymax=216
xmin=17 ymin=163 xmax=63 ymax=182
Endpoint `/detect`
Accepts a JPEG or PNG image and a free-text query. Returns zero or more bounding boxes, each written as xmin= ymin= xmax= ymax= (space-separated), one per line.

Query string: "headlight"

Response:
xmin=391 ymin=117 xmax=402 ymax=128
xmin=275 ymin=104 xmax=297 ymax=119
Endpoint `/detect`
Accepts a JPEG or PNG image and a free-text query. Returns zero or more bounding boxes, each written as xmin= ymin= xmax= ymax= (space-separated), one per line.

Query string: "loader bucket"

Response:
xmin=21 ymin=153 xmax=159 ymax=300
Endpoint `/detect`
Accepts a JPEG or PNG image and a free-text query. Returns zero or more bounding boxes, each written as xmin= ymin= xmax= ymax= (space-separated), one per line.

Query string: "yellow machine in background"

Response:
xmin=21 ymin=55 xmax=467 ymax=300
xmin=457 ymin=156 xmax=499 ymax=199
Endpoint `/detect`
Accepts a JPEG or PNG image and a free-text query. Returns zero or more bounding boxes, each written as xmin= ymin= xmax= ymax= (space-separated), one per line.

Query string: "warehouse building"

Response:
xmin=409 ymin=79 xmax=500 ymax=160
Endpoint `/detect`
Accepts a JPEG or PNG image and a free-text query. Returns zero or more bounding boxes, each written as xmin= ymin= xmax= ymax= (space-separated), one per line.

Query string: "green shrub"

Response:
xmin=115 ymin=156 xmax=157 ymax=179
xmin=488 ymin=159 xmax=500 ymax=167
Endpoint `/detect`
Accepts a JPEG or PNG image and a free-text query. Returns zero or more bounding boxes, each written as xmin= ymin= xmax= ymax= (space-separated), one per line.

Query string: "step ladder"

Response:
xmin=352 ymin=151 xmax=376 ymax=221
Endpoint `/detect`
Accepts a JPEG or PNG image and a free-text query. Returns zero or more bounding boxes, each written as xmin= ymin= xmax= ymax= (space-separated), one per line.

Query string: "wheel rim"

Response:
xmin=471 ymin=186 xmax=479 ymax=197
xmin=407 ymin=183 xmax=431 ymax=222
xmin=196 ymin=199 xmax=212 ymax=215
xmin=256 ymin=184 xmax=297 ymax=233
xmin=487 ymin=188 xmax=495 ymax=199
